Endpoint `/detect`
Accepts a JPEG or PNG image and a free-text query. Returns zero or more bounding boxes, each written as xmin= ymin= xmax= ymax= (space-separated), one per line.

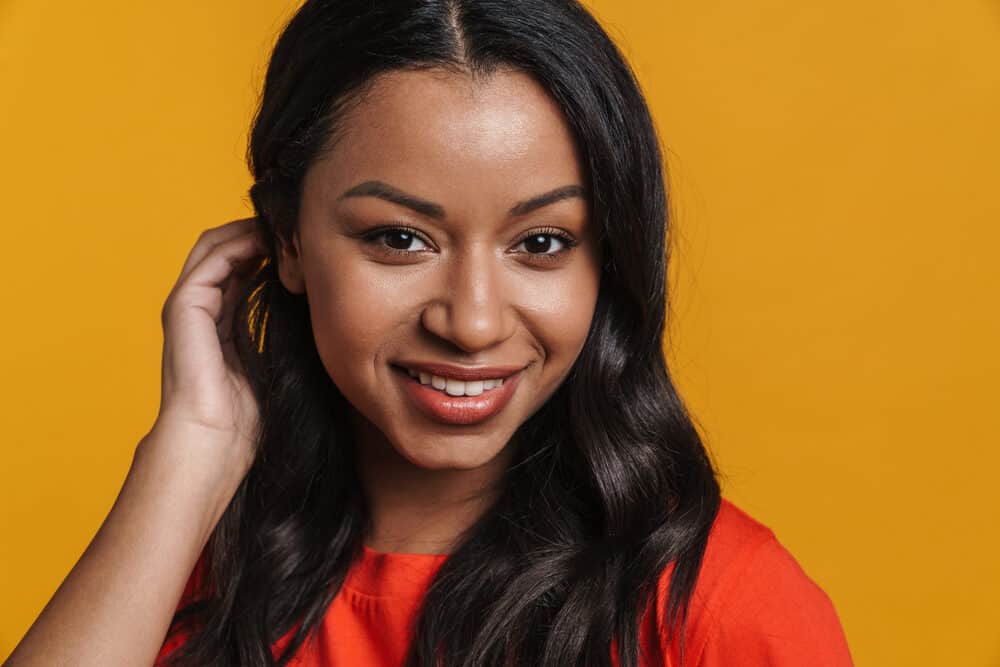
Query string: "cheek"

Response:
xmin=303 ymin=260 xmax=414 ymax=385
xmin=518 ymin=262 xmax=601 ymax=364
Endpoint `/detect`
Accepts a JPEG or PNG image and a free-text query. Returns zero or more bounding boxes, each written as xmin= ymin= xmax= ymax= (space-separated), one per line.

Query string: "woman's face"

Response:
xmin=278 ymin=67 xmax=601 ymax=472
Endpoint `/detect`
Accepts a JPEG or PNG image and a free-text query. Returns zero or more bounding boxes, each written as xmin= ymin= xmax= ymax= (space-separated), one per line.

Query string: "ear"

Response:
xmin=276 ymin=231 xmax=306 ymax=294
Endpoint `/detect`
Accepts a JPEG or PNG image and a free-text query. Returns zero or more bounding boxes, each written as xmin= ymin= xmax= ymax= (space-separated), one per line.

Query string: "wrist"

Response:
xmin=131 ymin=422 xmax=255 ymax=540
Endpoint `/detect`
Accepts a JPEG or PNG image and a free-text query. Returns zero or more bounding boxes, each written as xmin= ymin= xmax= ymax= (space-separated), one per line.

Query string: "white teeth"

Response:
xmin=403 ymin=367 xmax=506 ymax=396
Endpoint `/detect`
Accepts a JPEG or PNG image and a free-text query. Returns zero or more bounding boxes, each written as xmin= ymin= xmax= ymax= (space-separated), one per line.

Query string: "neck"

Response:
xmin=351 ymin=413 xmax=511 ymax=555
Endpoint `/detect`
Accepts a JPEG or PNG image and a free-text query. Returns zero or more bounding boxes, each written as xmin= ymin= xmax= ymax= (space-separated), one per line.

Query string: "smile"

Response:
xmin=391 ymin=364 xmax=524 ymax=425
xmin=400 ymin=367 xmax=505 ymax=397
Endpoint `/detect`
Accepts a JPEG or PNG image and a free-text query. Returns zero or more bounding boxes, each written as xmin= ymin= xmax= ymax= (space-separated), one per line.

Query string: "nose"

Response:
xmin=420 ymin=245 xmax=516 ymax=354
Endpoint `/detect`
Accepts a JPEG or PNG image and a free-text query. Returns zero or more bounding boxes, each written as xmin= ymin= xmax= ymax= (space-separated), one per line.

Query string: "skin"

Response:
xmin=276 ymin=67 xmax=602 ymax=554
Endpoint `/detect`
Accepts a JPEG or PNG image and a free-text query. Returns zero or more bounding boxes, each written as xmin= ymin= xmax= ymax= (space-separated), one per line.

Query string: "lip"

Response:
xmin=391 ymin=364 xmax=525 ymax=426
xmin=392 ymin=361 xmax=526 ymax=382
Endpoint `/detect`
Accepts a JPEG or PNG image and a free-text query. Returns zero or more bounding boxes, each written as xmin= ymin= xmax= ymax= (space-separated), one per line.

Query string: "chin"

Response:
xmin=392 ymin=434 xmax=511 ymax=471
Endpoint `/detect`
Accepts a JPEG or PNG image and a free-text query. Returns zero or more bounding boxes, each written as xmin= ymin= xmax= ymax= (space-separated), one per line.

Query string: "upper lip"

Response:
xmin=393 ymin=361 xmax=527 ymax=381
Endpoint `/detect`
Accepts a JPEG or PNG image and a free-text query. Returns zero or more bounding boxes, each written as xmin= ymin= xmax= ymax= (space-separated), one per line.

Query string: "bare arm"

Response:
xmin=5 ymin=218 xmax=266 ymax=666
xmin=4 ymin=423 xmax=243 ymax=667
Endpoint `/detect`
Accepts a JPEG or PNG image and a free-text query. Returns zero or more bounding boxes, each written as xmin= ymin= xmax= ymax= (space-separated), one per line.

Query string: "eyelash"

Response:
xmin=360 ymin=225 xmax=580 ymax=264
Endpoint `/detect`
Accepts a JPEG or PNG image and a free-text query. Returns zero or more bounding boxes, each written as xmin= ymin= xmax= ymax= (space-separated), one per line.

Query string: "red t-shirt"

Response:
xmin=156 ymin=498 xmax=853 ymax=666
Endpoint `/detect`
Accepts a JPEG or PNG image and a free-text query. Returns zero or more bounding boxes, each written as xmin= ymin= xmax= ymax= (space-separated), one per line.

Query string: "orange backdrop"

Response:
xmin=2 ymin=1 xmax=998 ymax=664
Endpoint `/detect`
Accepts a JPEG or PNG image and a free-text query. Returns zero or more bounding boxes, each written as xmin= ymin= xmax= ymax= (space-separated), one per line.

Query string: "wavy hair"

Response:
xmin=162 ymin=1 xmax=720 ymax=665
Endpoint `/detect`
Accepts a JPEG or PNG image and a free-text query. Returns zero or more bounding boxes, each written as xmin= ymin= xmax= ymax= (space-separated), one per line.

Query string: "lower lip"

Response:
xmin=392 ymin=365 xmax=524 ymax=426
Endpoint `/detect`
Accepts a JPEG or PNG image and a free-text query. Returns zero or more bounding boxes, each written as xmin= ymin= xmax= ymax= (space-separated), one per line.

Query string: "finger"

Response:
xmin=164 ymin=233 xmax=267 ymax=335
xmin=177 ymin=217 xmax=258 ymax=283
xmin=176 ymin=231 xmax=267 ymax=301
xmin=216 ymin=258 xmax=260 ymax=342
xmin=177 ymin=217 xmax=259 ymax=284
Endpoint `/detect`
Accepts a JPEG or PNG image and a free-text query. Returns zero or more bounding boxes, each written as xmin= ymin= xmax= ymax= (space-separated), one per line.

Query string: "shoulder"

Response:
xmin=649 ymin=499 xmax=854 ymax=666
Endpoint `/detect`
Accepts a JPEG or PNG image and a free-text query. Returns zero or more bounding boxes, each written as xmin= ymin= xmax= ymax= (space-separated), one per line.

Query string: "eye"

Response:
xmin=361 ymin=226 xmax=432 ymax=256
xmin=512 ymin=228 xmax=579 ymax=264
xmin=360 ymin=224 xmax=579 ymax=264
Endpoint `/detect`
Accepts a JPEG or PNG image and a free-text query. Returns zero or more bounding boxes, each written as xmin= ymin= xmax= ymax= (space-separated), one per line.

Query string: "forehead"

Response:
xmin=305 ymin=67 xmax=585 ymax=216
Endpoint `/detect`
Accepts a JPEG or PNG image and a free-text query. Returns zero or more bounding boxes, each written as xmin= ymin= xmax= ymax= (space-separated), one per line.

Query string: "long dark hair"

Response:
xmin=162 ymin=1 xmax=720 ymax=665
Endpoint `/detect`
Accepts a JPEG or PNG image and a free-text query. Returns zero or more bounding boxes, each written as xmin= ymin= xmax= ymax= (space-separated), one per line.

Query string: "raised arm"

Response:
xmin=5 ymin=219 xmax=266 ymax=666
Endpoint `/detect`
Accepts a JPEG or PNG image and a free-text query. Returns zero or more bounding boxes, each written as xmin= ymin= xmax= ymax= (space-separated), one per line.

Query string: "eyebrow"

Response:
xmin=337 ymin=180 xmax=587 ymax=220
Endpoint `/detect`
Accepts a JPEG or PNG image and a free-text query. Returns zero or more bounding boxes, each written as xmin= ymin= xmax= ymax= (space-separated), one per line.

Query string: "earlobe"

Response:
xmin=276 ymin=233 xmax=306 ymax=294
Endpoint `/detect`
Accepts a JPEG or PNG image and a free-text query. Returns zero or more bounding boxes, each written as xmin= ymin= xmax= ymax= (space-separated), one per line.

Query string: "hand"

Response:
xmin=150 ymin=217 xmax=268 ymax=480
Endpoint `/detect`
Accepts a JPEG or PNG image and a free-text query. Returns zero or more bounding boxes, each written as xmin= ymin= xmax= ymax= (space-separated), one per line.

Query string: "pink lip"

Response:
xmin=392 ymin=365 xmax=524 ymax=425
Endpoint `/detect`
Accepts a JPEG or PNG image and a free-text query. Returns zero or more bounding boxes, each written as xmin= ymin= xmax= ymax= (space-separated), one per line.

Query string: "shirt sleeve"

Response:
xmin=696 ymin=536 xmax=854 ymax=666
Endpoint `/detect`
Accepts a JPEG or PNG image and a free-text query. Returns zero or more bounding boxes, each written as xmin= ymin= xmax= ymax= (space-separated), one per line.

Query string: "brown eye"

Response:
xmin=384 ymin=229 xmax=423 ymax=251
xmin=361 ymin=226 xmax=431 ymax=255
xmin=513 ymin=230 xmax=577 ymax=262
xmin=522 ymin=234 xmax=561 ymax=254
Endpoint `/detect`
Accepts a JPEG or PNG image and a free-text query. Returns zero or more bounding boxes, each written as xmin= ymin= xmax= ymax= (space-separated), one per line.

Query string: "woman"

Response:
xmin=6 ymin=1 xmax=852 ymax=666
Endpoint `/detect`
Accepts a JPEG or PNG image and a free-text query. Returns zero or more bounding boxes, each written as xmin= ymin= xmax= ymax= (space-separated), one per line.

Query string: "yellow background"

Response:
xmin=2 ymin=1 xmax=997 ymax=664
